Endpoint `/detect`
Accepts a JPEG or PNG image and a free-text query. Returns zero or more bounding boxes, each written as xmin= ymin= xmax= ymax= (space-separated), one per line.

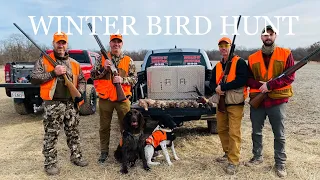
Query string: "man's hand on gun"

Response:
xmin=104 ymin=60 xmax=112 ymax=71
xmin=113 ymin=76 xmax=123 ymax=84
xmin=215 ymin=85 xmax=225 ymax=95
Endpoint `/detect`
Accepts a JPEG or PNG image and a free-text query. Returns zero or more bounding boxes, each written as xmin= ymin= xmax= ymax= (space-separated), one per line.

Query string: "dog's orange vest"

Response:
xmin=40 ymin=52 xmax=84 ymax=105
xmin=95 ymin=52 xmax=132 ymax=102
xmin=248 ymin=47 xmax=293 ymax=99
xmin=146 ymin=130 xmax=167 ymax=148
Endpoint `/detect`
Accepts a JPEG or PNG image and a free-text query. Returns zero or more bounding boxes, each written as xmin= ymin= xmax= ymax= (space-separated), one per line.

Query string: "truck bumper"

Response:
xmin=130 ymin=103 xmax=216 ymax=117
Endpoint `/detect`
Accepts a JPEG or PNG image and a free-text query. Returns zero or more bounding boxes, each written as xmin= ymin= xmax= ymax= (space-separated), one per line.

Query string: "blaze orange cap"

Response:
xmin=53 ymin=31 xmax=68 ymax=43
xmin=110 ymin=34 xmax=122 ymax=42
xmin=218 ymin=37 xmax=231 ymax=45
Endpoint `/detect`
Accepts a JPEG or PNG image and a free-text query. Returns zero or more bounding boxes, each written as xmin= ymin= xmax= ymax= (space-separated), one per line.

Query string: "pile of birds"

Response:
xmin=137 ymin=98 xmax=215 ymax=111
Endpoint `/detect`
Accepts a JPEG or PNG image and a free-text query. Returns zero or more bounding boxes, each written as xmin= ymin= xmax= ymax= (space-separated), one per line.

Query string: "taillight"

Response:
xmin=5 ymin=63 xmax=11 ymax=83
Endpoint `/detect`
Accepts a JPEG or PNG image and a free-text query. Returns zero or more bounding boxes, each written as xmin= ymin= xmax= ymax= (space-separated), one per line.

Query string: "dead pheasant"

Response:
xmin=138 ymin=99 xmax=148 ymax=111
xmin=145 ymin=99 xmax=156 ymax=108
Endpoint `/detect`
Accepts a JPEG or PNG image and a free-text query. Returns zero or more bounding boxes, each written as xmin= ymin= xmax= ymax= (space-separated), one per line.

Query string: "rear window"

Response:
xmin=69 ymin=53 xmax=90 ymax=63
xmin=146 ymin=52 xmax=206 ymax=67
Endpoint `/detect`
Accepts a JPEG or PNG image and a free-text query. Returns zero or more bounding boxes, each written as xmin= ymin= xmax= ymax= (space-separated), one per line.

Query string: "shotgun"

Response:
xmin=87 ymin=23 xmax=127 ymax=102
xmin=13 ymin=23 xmax=83 ymax=106
xmin=217 ymin=15 xmax=242 ymax=113
xmin=249 ymin=47 xmax=320 ymax=108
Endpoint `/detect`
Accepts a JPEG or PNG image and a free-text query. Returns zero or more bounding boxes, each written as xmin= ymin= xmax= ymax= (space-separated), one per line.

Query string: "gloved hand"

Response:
xmin=196 ymin=96 xmax=208 ymax=104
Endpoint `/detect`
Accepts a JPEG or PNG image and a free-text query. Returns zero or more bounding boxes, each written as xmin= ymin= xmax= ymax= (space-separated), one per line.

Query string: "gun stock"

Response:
xmin=249 ymin=93 xmax=267 ymax=109
xmin=217 ymin=15 xmax=242 ymax=113
xmin=12 ymin=23 xmax=82 ymax=103
xmin=249 ymin=47 xmax=320 ymax=108
xmin=87 ymin=23 xmax=126 ymax=102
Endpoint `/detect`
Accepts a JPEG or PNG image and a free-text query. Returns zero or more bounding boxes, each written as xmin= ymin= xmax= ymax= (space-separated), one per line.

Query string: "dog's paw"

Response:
xmin=120 ymin=168 xmax=128 ymax=174
xmin=148 ymin=161 xmax=160 ymax=165
xmin=144 ymin=165 xmax=151 ymax=171
xmin=168 ymin=162 xmax=173 ymax=166
xmin=174 ymin=156 xmax=180 ymax=160
xmin=129 ymin=162 xmax=135 ymax=167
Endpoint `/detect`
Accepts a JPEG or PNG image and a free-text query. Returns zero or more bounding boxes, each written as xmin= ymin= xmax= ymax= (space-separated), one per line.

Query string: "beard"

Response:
xmin=263 ymin=39 xmax=274 ymax=46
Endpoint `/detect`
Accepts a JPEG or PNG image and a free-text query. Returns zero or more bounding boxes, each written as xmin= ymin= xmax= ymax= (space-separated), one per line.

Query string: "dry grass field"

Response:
xmin=0 ymin=61 xmax=319 ymax=180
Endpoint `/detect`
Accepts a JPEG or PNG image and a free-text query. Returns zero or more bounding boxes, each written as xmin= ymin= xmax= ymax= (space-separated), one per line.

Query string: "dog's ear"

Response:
xmin=122 ymin=111 xmax=132 ymax=131
xmin=138 ymin=111 xmax=145 ymax=130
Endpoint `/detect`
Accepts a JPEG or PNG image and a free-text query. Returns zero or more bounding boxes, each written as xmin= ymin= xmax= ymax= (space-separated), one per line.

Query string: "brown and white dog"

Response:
xmin=144 ymin=117 xmax=180 ymax=166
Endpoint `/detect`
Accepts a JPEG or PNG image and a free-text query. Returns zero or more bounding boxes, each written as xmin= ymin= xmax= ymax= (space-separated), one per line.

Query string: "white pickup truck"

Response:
xmin=131 ymin=46 xmax=217 ymax=134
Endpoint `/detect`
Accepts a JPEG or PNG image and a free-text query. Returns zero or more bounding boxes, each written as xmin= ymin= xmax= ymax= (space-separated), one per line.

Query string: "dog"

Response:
xmin=144 ymin=115 xmax=180 ymax=166
xmin=114 ymin=109 xmax=150 ymax=174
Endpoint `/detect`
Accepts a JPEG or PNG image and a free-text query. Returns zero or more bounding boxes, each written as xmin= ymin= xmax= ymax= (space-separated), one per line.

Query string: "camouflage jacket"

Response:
xmin=30 ymin=52 xmax=86 ymax=96
xmin=90 ymin=52 xmax=137 ymax=87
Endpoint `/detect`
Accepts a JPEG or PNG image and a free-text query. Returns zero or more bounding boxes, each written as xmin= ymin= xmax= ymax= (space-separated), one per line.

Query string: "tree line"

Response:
xmin=0 ymin=33 xmax=319 ymax=65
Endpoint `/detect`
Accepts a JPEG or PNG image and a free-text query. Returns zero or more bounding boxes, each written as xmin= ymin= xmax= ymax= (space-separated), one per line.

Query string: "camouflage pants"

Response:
xmin=42 ymin=100 xmax=83 ymax=167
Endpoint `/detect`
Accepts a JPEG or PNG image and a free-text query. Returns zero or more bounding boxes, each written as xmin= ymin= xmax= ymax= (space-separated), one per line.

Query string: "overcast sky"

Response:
xmin=0 ymin=0 xmax=318 ymax=51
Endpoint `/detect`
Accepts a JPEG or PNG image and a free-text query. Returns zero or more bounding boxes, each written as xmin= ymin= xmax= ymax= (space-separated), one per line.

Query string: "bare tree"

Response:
xmin=0 ymin=33 xmax=319 ymax=65
xmin=0 ymin=33 xmax=50 ymax=65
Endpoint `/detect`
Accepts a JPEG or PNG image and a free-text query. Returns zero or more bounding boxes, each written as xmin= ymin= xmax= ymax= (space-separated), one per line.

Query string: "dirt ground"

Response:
xmin=0 ymin=62 xmax=319 ymax=180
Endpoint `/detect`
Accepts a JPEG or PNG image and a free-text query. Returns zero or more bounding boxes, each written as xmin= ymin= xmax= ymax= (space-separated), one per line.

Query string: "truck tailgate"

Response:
xmin=130 ymin=103 xmax=216 ymax=117
xmin=0 ymin=83 xmax=39 ymax=88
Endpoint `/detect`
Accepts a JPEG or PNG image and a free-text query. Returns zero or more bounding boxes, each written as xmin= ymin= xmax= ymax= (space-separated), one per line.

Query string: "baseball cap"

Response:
xmin=262 ymin=25 xmax=276 ymax=34
xmin=53 ymin=31 xmax=68 ymax=43
xmin=110 ymin=34 xmax=123 ymax=42
xmin=218 ymin=37 xmax=231 ymax=44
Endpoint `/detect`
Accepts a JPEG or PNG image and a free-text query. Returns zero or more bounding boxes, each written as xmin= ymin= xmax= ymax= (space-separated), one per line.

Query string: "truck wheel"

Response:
xmin=79 ymin=84 xmax=97 ymax=115
xmin=207 ymin=118 xmax=218 ymax=134
xmin=13 ymin=101 xmax=30 ymax=115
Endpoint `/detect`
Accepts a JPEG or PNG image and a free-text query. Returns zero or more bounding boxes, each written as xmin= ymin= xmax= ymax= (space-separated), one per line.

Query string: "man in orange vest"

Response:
xmin=198 ymin=37 xmax=248 ymax=175
xmin=30 ymin=32 xmax=88 ymax=175
xmin=90 ymin=34 xmax=137 ymax=163
xmin=244 ymin=25 xmax=295 ymax=178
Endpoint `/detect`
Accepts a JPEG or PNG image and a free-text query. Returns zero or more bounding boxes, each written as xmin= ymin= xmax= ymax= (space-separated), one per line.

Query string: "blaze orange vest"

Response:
xmin=248 ymin=47 xmax=293 ymax=99
xmin=146 ymin=130 xmax=167 ymax=148
xmin=215 ymin=55 xmax=248 ymax=100
xmin=40 ymin=52 xmax=82 ymax=104
xmin=95 ymin=52 xmax=132 ymax=102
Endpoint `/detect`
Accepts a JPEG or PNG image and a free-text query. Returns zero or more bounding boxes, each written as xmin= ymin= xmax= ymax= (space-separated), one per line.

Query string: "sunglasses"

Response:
xmin=218 ymin=44 xmax=230 ymax=48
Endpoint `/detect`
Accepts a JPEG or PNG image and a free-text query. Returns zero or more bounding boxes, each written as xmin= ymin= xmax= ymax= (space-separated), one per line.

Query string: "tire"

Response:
xmin=207 ymin=118 xmax=218 ymax=134
xmin=79 ymin=84 xmax=97 ymax=115
xmin=13 ymin=101 xmax=30 ymax=115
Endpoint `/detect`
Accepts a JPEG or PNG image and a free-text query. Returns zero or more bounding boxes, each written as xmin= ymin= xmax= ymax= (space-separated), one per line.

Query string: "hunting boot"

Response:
xmin=98 ymin=151 xmax=108 ymax=163
xmin=244 ymin=156 xmax=263 ymax=167
xmin=72 ymin=157 xmax=89 ymax=167
xmin=275 ymin=164 xmax=287 ymax=178
xmin=216 ymin=153 xmax=228 ymax=163
xmin=44 ymin=164 xmax=60 ymax=176
xmin=226 ymin=163 xmax=238 ymax=175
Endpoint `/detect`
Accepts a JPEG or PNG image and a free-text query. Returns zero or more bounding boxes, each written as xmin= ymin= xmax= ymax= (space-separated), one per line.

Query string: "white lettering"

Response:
xmin=103 ymin=16 xmax=119 ymax=35
xmin=220 ymin=16 xmax=240 ymax=35
xmin=122 ymin=16 xmax=138 ymax=35
xmin=281 ymin=16 xmax=299 ymax=35
xmin=147 ymin=16 xmax=162 ymax=35
xmin=194 ymin=16 xmax=211 ymax=35
xmin=85 ymin=16 xmax=102 ymax=35
xmin=28 ymin=16 xmax=54 ymax=35
xmin=164 ymin=16 xmax=172 ymax=35
xmin=175 ymin=16 xmax=192 ymax=35
xmin=66 ymin=16 xmax=84 ymax=35
xmin=243 ymin=16 xmax=260 ymax=35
